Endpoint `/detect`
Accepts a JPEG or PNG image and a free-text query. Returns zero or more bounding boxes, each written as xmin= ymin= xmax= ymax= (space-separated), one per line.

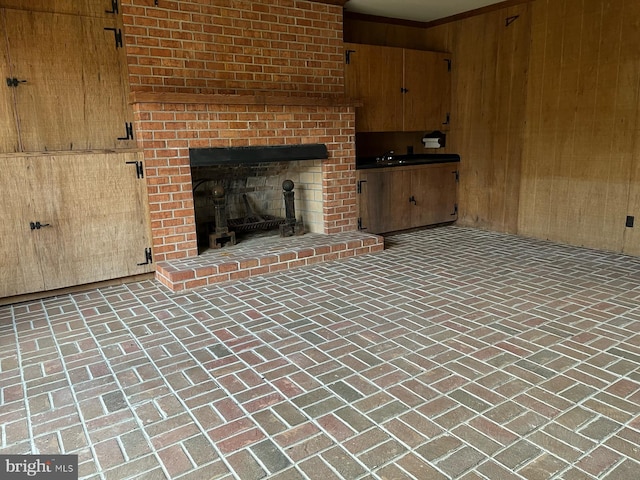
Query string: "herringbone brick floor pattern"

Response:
xmin=2 ymin=226 xmax=640 ymax=479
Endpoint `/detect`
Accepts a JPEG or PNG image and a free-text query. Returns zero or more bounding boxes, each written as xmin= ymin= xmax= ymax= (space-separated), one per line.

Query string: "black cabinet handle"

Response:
xmin=409 ymin=196 xmax=417 ymax=205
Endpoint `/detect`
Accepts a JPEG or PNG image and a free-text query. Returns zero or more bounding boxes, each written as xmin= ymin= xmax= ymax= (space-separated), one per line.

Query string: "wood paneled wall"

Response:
xmin=345 ymin=0 xmax=640 ymax=255
xmin=520 ymin=0 xmax=640 ymax=254
xmin=448 ymin=4 xmax=530 ymax=234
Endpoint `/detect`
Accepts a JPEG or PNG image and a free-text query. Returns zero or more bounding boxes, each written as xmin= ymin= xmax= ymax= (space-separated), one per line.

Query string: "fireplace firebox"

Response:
xmin=190 ymin=144 xmax=329 ymax=252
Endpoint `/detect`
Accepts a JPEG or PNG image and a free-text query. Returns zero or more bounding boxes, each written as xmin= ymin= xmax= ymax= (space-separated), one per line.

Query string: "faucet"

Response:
xmin=377 ymin=150 xmax=394 ymax=163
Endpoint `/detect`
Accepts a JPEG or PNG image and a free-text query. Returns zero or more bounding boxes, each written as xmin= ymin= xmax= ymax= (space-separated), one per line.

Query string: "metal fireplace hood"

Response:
xmin=189 ymin=144 xmax=328 ymax=167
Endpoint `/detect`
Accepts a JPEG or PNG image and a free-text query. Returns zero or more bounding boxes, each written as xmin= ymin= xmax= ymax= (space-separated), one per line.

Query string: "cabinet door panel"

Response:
xmin=411 ymin=164 xmax=458 ymax=227
xmin=404 ymin=50 xmax=451 ymax=131
xmin=1 ymin=153 xmax=152 ymax=299
xmin=345 ymin=43 xmax=403 ymax=132
xmin=358 ymin=169 xmax=411 ymax=234
xmin=30 ymin=153 xmax=153 ymax=291
xmin=0 ymin=158 xmax=46 ymax=297
xmin=4 ymin=9 xmax=134 ymax=152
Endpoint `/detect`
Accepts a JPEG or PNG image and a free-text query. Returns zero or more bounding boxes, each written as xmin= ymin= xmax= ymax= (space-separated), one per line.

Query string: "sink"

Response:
xmin=375 ymin=158 xmax=408 ymax=166
xmin=375 ymin=154 xmax=435 ymax=166
xmin=357 ymin=153 xmax=461 ymax=170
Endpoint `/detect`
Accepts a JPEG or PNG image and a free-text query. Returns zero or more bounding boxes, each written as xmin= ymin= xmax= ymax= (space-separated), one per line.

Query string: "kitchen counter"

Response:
xmin=356 ymin=153 xmax=460 ymax=169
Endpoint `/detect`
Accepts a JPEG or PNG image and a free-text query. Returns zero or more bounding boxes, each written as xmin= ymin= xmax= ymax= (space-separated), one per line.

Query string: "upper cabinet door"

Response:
xmin=403 ymin=49 xmax=452 ymax=132
xmin=345 ymin=42 xmax=404 ymax=132
xmin=345 ymin=43 xmax=452 ymax=133
xmin=3 ymin=9 xmax=134 ymax=152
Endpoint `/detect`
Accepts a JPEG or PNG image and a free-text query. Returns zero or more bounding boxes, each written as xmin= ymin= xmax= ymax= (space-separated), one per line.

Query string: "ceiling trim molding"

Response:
xmin=343 ymin=11 xmax=430 ymax=28
xmin=344 ymin=0 xmax=533 ymax=28
xmin=422 ymin=0 xmax=533 ymax=28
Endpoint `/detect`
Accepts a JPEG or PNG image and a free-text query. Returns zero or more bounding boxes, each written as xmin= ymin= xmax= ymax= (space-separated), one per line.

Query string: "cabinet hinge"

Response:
xmin=126 ymin=160 xmax=144 ymax=179
xmin=357 ymin=218 xmax=366 ymax=231
xmin=451 ymin=204 xmax=458 ymax=217
xmin=105 ymin=0 xmax=119 ymax=14
xmin=118 ymin=122 xmax=134 ymax=141
xmin=137 ymin=247 xmax=153 ymax=266
xmin=445 ymin=58 xmax=452 ymax=72
xmin=357 ymin=180 xmax=366 ymax=194
xmin=443 ymin=113 xmax=450 ymax=126
xmin=506 ymin=15 xmax=520 ymax=27
xmin=104 ymin=27 xmax=123 ymax=48
xmin=454 ymin=170 xmax=459 ymax=182
xmin=345 ymin=49 xmax=356 ymax=64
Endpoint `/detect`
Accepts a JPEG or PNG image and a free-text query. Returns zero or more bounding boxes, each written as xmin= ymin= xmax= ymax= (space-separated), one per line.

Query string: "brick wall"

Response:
xmin=121 ymin=0 xmax=344 ymax=96
xmin=121 ymin=0 xmax=356 ymax=263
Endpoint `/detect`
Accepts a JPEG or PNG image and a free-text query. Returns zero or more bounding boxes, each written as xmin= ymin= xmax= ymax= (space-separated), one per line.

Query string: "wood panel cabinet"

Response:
xmin=0 ymin=152 xmax=153 ymax=298
xmin=345 ymin=42 xmax=451 ymax=133
xmin=357 ymin=163 xmax=459 ymax=234
xmin=1 ymin=8 xmax=134 ymax=153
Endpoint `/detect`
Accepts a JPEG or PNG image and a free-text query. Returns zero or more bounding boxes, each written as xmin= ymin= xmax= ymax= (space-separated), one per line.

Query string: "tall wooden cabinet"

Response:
xmin=344 ymin=43 xmax=451 ymax=133
xmin=0 ymin=3 xmax=152 ymax=299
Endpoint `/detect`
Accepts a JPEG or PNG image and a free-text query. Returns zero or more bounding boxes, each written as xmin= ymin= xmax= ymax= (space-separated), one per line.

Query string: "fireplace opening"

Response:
xmin=189 ymin=145 xmax=328 ymax=254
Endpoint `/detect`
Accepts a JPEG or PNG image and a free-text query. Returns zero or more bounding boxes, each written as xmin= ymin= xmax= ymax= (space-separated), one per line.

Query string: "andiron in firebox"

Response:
xmin=279 ymin=179 xmax=304 ymax=237
xmin=208 ymin=186 xmax=236 ymax=249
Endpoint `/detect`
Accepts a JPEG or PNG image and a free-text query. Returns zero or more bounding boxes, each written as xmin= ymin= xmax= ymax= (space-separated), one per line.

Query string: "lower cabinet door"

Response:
xmin=357 ymin=168 xmax=412 ymax=234
xmin=0 ymin=152 xmax=153 ymax=298
xmin=411 ymin=163 xmax=459 ymax=227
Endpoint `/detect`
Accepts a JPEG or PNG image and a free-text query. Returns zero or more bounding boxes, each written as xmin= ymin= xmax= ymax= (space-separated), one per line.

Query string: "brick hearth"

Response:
xmin=155 ymin=231 xmax=384 ymax=291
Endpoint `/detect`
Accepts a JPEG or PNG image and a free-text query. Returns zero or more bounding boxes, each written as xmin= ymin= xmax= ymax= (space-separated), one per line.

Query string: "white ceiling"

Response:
xmin=344 ymin=0 xmax=506 ymax=23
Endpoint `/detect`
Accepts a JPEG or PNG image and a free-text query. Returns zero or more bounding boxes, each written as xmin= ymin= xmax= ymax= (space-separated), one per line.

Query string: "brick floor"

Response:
xmin=2 ymin=226 xmax=640 ymax=479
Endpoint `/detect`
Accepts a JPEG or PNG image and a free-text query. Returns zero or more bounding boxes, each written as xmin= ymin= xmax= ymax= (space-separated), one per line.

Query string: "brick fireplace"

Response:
xmin=120 ymin=0 xmax=383 ymax=290
xmin=129 ymin=97 xmax=385 ymax=290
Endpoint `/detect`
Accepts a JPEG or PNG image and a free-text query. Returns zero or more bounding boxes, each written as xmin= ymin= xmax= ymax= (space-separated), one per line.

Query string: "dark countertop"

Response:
xmin=356 ymin=153 xmax=460 ymax=169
